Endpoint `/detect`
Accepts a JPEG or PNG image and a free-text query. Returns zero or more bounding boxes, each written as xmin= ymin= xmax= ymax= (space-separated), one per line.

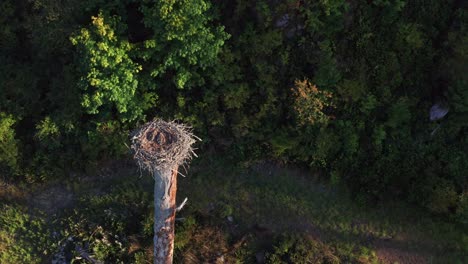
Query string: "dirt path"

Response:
xmin=28 ymin=160 xmax=137 ymax=216
xmin=374 ymin=239 xmax=429 ymax=264
xmin=249 ymin=161 xmax=445 ymax=264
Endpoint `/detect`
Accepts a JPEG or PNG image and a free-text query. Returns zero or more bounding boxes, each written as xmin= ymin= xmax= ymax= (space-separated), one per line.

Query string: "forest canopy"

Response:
xmin=0 ymin=0 xmax=467 ymax=229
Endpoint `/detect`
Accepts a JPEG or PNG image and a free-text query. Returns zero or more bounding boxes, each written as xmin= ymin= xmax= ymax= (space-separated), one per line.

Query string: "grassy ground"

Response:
xmin=178 ymin=156 xmax=467 ymax=263
xmin=1 ymin=156 xmax=467 ymax=263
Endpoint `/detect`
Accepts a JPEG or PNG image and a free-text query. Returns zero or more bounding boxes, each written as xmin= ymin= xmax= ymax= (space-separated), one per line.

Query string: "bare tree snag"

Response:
xmin=153 ymin=168 xmax=177 ymax=263
xmin=131 ymin=120 xmax=197 ymax=264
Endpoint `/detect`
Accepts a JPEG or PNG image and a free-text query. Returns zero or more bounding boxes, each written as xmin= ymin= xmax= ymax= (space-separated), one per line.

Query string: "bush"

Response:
xmin=0 ymin=204 xmax=54 ymax=264
xmin=266 ymin=234 xmax=340 ymax=264
xmin=59 ymin=181 xmax=151 ymax=263
xmin=0 ymin=113 xmax=19 ymax=175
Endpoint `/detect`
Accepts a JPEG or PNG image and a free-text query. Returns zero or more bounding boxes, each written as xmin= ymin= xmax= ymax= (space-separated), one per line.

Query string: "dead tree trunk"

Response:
xmin=153 ymin=168 xmax=177 ymax=264
xmin=131 ymin=120 xmax=197 ymax=264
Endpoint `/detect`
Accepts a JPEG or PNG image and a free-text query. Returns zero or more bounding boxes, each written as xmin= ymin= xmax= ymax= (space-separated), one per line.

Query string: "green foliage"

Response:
xmin=0 ymin=113 xmax=19 ymax=174
xmin=456 ymin=193 xmax=468 ymax=224
xmin=0 ymin=1 xmax=17 ymax=54
xmin=0 ymin=0 xmax=466 ymax=241
xmin=82 ymin=121 xmax=129 ymax=163
xmin=35 ymin=116 xmax=61 ymax=150
xmin=314 ymin=41 xmax=342 ymax=89
xmin=133 ymin=251 xmax=147 ymax=264
xmin=387 ymin=97 xmax=411 ymax=126
xmin=282 ymin=0 xmax=468 ymax=222
xmin=36 ymin=117 xmax=60 ymax=140
xmin=0 ymin=205 xmax=53 ymax=264
xmin=266 ymin=234 xmax=340 ymax=264
xmin=446 ymin=22 xmax=468 ymax=124
xmin=174 ymin=216 xmax=197 ymax=251
xmin=426 ymin=179 xmax=458 ymax=214
xmin=337 ymin=79 xmax=366 ymax=102
xmin=140 ymin=0 xmax=229 ymax=88
xmin=71 ymin=12 xmax=144 ymax=122
xmin=359 ymin=94 xmax=378 ymax=116
xmin=60 ymin=181 xmax=151 ymax=262
xmin=312 ymin=128 xmax=339 ymax=167
xmin=269 ymin=130 xmax=299 ymax=159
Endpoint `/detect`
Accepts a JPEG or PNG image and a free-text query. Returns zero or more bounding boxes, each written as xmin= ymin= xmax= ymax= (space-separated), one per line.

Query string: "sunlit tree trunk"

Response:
xmin=153 ymin=168 xmax=178 ymax=264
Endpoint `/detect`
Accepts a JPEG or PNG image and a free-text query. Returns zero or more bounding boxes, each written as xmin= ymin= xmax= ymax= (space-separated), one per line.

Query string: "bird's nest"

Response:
xmin=130 ymin=119 xmax=198 ymax=173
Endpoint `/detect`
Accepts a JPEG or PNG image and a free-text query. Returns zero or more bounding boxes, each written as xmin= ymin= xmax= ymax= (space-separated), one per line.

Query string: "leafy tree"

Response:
xmin=292 ymin=79 xmax=333 ymax=126
xmin=139 ymin=0 xmax=228 ymax=89
xmin=0 ymin=0 xmax=466 ymax=224
xmin=71 ymin=12 xmax=144 ymax=122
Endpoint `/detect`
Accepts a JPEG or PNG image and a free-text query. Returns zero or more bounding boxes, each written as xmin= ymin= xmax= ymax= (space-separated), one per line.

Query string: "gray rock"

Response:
xmin=430 ymin=103 xmax=449 ymax=121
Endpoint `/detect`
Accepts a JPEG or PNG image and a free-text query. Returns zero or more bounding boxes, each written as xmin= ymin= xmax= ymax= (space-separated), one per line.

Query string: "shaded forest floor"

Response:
xmin=2 ymin=156 xmax=467 ymax=263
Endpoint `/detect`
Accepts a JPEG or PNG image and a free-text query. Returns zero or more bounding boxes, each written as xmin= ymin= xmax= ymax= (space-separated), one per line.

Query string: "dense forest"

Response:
xmin=0 ymin=0 xmax=467 ymax=263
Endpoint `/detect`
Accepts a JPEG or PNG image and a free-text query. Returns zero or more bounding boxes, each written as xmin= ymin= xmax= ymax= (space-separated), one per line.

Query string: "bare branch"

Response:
xmin=176 ymin=197 xmax=188 ymax=212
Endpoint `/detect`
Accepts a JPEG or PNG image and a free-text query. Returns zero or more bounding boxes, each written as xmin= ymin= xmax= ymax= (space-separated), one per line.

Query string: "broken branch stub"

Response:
xmin=130 ymin=119 xmax=197 ymax=173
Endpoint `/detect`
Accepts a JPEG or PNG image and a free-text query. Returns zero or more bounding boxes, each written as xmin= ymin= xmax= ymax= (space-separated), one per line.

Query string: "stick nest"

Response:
xmin=130 ymin=119 xmax=197 ymax=172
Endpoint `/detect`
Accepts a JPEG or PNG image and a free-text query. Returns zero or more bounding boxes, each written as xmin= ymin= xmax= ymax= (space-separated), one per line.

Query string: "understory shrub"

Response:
xmin=0 ymin=204 xmax=54 ymax=264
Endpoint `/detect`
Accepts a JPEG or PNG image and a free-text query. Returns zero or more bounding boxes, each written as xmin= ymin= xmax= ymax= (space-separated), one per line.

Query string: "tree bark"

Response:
xmin=153 ymin=167 xmax=177 ymax=264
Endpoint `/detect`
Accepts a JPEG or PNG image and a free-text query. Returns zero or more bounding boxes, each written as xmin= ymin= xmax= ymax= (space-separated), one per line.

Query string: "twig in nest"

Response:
xmin=130 ymin=119 xmax=197 ymax=173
